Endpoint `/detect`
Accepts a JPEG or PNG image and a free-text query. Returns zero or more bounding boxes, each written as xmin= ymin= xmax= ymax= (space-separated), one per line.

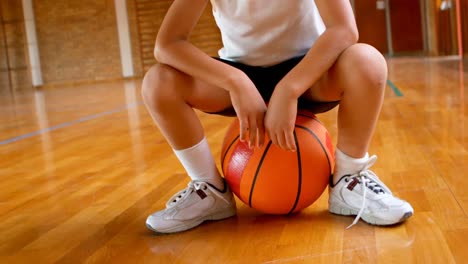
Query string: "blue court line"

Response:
xmin=0 ymin=102 xmax=144 ymax=146
xmin=387 ymin=80 xmax=403 ymax=97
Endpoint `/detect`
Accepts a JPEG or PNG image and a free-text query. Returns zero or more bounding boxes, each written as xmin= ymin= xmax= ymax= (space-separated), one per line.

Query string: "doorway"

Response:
xmin=353 ymin=0 xmax=459 ymax=57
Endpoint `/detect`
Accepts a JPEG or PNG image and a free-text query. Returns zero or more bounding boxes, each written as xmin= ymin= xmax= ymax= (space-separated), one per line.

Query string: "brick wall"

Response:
xmin=0 ymin=9 xmax=8 ymax=93
xmin=0 ymin=0 xmax=31 ymax=92
xmin=126 ymin=0 xmax=143 ymax=77
xmin=133 ymin=0 xmax=222 ymax=73
xmin=0 ymin=0 xmax=223 ymax=88
xmin=34 ymin=0 xmax=122 ymax=85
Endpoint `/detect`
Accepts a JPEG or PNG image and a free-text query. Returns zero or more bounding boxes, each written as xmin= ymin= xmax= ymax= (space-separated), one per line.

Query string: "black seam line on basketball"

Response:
xmin=299 ymin=113 xmax=326 ymax=127
xmin=221 ymin=134 xmax=240 ymax=171
xmin=311 ymin=117 xmax=325 ymax=126
xmin=248 ymin=140 xmax=273 ymax=207
xmin=295 ymin=125 xmax=332 ymax=183
xmin=297 ymin=113 xmax=326 ymax=128
xmin=288 ymin=131 xmax=302 ymax=214
xmin=297 ymin=113 xmax=315 ymax=119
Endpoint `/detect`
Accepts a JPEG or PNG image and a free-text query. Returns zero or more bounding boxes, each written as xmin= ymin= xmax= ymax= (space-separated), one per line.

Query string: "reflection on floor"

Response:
xmin=0 ymin=57 xmax=466 ymax=263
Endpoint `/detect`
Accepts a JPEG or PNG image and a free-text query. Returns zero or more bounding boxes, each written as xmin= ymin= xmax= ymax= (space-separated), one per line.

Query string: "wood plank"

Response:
xmin=0 ymin=57 xmax=466 ymax=262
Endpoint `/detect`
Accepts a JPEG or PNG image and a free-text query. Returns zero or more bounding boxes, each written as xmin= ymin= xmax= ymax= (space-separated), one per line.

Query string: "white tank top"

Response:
xmin=210 ymin=0 xmax=325 ymax=66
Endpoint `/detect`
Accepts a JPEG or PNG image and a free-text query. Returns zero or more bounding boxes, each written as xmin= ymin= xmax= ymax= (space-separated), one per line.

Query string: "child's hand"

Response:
xmin=265 ymin=87 xmax=298 ymax=151
xmin=229 ymin=75 xmax=267 ymax=148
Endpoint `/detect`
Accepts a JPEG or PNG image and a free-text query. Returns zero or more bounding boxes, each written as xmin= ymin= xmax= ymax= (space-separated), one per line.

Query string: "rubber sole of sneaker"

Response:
xmin=329 ymin=203 xmax=413 ymax=226
xmin=146 ymin=207 xmax=236 ymax=234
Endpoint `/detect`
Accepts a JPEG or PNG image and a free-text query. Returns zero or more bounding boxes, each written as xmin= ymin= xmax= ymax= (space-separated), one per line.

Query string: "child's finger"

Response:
xmin=285 ymin=130 xmax=296 ymax=151
xmin=248 ymin=120 xmax=257 ymax=149
xmin=239 ymin=119 xmax=249 ymax=142
xmin=277 ymin=132 xmax=287 ymax=150
xmin=256 ymin=115 xmax=265 ymax=147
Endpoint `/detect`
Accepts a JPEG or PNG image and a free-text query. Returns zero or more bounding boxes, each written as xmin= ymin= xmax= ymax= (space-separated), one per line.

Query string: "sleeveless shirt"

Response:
xmin=210 ymin=0 xmax=325 ymax=66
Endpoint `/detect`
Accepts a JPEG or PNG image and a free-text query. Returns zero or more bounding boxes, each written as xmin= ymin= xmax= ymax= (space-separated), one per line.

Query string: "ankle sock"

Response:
xmin=173 ymin=137 xmax=224 ymax=189
xmin=333 ymin=148 xmax=369 ymax=185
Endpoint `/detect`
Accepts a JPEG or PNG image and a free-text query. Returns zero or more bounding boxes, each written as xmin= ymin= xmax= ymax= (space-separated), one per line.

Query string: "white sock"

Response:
xmin=173 ymin=137 xmax=224 ymax=190
xmin=333 ymin=148 xmax=369 ymax=185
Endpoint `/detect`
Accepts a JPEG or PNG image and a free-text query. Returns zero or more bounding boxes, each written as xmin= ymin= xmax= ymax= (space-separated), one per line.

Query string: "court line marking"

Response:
xmin=0 ymin=102 xmax=143 ymax=146
xmin=2 ymin=79 xmax=403 ymax=146
xmin=387 ymin=79 xmax=403 ymax=97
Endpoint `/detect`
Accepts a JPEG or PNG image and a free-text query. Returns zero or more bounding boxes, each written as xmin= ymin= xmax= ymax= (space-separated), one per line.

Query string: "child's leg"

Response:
xmin=142 ymin=64 xmax=232 ymax=150
xmin=141 ymin=63 xmax=233 ymax=189
xmin=303 ymin=43 xmax=413 ymax=227
xmin=304 ymin=43 xmax=387 ymax=159
xmin=304 ymin=43 xmax=386 ymax=181
xmin=142 ymin=63 xmax=236 ymax=234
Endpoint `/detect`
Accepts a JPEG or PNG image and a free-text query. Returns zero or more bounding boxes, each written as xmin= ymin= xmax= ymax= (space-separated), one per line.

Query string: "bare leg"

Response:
xmin=306 ymin=44 xmax=412 ymax=227
xmin=141 ymin=64 xmax=232 ymax=150
xmin=304 ymin=43 xmax=387 ymax=158
xmin=142 ymin=64 xmax=237 ymax=234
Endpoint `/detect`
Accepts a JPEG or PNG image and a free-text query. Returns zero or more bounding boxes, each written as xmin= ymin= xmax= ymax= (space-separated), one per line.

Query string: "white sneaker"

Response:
xmin=329 ymin=155 xmax=413 ymax=228
xmin=146 ymin=180 xmax=236 ymax=234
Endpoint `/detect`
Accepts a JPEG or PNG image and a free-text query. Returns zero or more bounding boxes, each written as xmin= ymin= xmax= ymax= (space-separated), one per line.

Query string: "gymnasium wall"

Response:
xmin=2 ymin=1 xmax=466 ymax=89
xmin=0 ymin=0 xmax=31 ymax=92
xmin=133 ymin=0 xmax=221 ymax=72
xmin=389 ymin=0 xmax=424 ymax=54
xmin=33 ymin=0 xmax=122 ymax=85
xmin=461 ymin=0 xmax=468 ymax=56
xmin=27 ymin=0 xmax=220 ymax=86
xmin=354 ymin=0 xmax=387 ymax=54
xmin=0 ymin=2 xmax=11 ymax=92
xmin=430 ymin=0 xmax=459 ymax=56
xmin=126 ymin=0 xmax=143 ymax=77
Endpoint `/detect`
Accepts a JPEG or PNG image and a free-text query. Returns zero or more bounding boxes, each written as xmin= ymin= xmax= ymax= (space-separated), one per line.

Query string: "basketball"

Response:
xmin=220 ymin=110 xmax=335 ymax=214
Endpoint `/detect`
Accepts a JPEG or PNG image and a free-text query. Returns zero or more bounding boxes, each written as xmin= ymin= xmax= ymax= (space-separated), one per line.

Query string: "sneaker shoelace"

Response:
xmin=346 ymin=155 xmax=391 ymax=229
xmin=166 ymin=181 xmax=229 ymax=208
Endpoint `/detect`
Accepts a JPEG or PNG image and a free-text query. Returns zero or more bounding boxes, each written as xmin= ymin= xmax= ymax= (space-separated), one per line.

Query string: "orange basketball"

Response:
xmin=220 ymin=110 xmax=335 ymax=214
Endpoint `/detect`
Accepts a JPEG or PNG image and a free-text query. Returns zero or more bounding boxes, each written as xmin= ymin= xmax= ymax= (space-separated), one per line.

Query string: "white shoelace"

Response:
xmin=166 ymin=181 xmax=229 ymax=208
xmin=346 ymin=155 xmax=390 ymax=229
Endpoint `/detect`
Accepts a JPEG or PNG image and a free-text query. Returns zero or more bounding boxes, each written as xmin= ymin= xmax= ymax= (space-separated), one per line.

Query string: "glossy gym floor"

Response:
xmin=0 ymin=57 xmax=466 ymax=263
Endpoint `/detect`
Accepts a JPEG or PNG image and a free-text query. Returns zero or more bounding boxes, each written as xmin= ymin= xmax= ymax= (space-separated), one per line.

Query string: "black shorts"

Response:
xmin=209 ymin=56 xmax=339 ymax=116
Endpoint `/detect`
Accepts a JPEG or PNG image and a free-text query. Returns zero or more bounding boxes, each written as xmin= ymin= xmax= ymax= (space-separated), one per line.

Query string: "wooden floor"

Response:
xmin=0 ymin=57 xmax=467 ymax=263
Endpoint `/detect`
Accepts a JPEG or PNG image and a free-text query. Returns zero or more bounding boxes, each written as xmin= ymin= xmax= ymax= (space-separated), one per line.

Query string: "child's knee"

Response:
xmin=341 ymin=44 xmax=387 ymax=89
xmin=141 ymin=64 xmax=181 ymax=110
